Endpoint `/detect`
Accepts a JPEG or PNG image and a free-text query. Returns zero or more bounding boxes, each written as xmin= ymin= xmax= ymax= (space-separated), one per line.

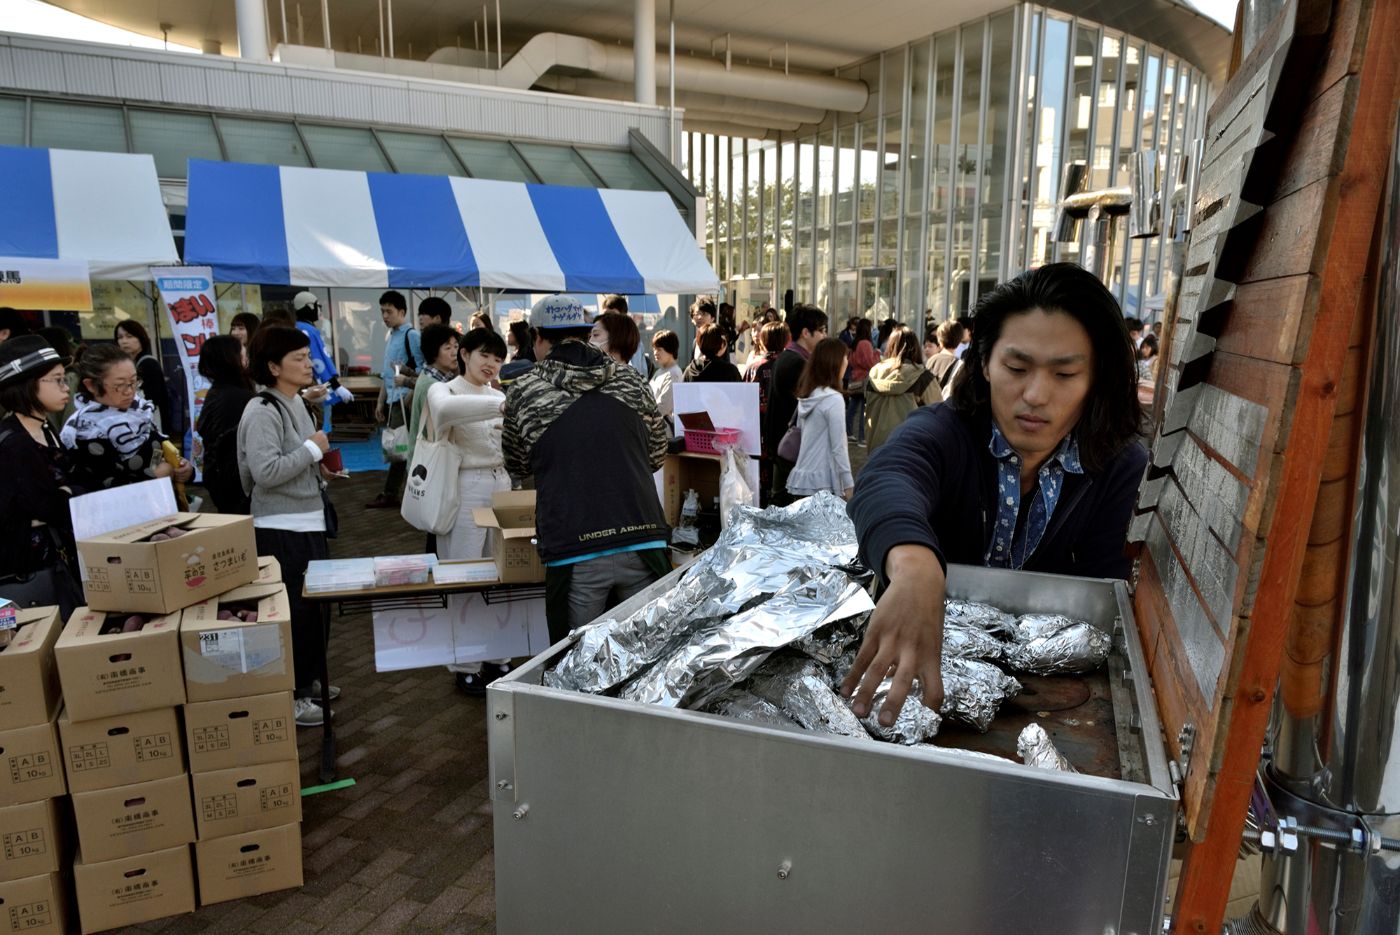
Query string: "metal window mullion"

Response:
xmin=1155 ymin=58 xmax=1181 ymax=297
xmin=506 ymin=141 xmax=543 ymax=184
xmin=1005 ymin=6 xmax=1030 ymax=276
xmin=726 ymin=136 xmax=735 ymax=283
xmin=942 ymin=30 xmax=963 ymax=317
xmin=741 ymin=138 xmax=750 ymax=278
xmin=291 ymin=121 xmax=317 ymax=168
xmin=1119 ymin=41 xmax=1145 ymax=307
xmin=209 ymin=114 xmax=231 ymax=161
xmin=442 ymin=134 xmax=472 ymax=177
xmin=119 ymin=104 xmax=134 ymax=153
xmin=1077 ymin=22 xmax=1101 ymax=262
xmin=893 ymin=43 xmax=911 ymax=314
xmin=915 ymin=36 xmax=935 ymax=313
xmin=569 ymin=146 xmax=607 ymax=187
xmin=968 ymin=16 xmax=991 ymax=309
xmin=871 ymin=53 xmax=885 ymax=269
xmin=1024 ymin=7 xmax=1046 ymax=268
xmin=369 ymin=127 xmax=399 ymax=172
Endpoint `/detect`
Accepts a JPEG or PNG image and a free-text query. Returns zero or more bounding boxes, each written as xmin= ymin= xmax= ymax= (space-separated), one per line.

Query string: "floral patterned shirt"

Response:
xmin=983 ymin=424 xmax=1083 ymax=569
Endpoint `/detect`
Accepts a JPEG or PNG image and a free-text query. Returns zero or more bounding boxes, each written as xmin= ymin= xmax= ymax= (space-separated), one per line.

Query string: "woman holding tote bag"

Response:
xmin=424 ymin=328 xmax=513 ymax=695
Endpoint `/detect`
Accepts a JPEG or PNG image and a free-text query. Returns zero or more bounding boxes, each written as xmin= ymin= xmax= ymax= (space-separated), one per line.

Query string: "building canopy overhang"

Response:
xmin=0 ymin=145 xmax=179 ymax=280
xmin=183 ymin=158 xmax=719 ymax=293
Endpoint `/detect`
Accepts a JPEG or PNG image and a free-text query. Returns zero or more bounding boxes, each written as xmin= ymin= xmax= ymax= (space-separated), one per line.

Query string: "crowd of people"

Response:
xmin=0 ymin=268 xmax=1155 ymax=731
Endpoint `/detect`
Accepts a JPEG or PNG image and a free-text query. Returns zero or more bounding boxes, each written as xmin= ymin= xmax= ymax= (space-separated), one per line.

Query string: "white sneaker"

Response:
xmin=294 ymin=697 xmax=328 ymax=727
xmin=309 ymin=679 xmax=342 ymax=701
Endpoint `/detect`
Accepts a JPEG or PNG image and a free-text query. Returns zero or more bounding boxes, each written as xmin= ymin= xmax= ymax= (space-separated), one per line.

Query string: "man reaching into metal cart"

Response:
xmin=502 ymin=295 xmax=671 ymax=644
xmin=843 ymin=263 xmax=1147 ymax=728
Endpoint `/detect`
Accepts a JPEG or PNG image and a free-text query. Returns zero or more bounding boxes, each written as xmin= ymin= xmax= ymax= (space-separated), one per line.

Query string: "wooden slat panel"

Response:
xmin=1271 ymin=78 xmax=1352 ymax=201
xmin=1213 ymin=275 xmax=1316 ymax=364
xmin=1170 ymin=0 xmax=1398 ymax=923
xmin=1236 ymin=176 xmax=1333 ymax=282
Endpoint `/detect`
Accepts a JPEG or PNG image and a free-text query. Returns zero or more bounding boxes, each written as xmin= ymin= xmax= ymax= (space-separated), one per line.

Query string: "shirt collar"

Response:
xmin=987 ymin=423 xmax=1084 ymax=475
xmin=785 ymin=340 xmax=812 ymax=360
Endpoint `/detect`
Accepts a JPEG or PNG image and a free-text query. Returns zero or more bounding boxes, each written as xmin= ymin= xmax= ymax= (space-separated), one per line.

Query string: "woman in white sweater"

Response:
xmin=425 ymin=328 xmax=511 ymax=561
xmin=786 ymin=337 xmax=854 ymax=499
xmin=425 ymin=328 xmax=513 ymax=695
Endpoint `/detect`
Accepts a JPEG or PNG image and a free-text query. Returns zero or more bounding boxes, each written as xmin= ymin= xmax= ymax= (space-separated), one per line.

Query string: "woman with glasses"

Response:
xmin=114 ymin=320 xmax=174 ymax=434
xmin=61 ymin=344 xmax=193 ymax=492
xmin=0 ymin=336 xmax=83 ymax=614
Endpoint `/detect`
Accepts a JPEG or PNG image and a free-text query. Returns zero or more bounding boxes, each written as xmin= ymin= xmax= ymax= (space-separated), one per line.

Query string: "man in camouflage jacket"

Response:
xmin=503 ymin=296 xmax=671 ymax=642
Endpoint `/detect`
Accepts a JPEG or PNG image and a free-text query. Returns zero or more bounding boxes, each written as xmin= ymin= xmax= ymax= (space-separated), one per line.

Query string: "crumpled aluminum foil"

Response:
xmin=745 ymin=655 xmax=870 ymax=741
xmin=796 ymin=613 xmax=868 ymax=666
xmin=942 ymin=622 xmax=1006 ymax=661
xmin=943 ymin=599 xmax=1018 ymax=638
xmin=1005 ymin=615 xmax=1112 ymax=675
xmin=1017 ymin=722 xmax=1077 ymax=772
xmin=941 ymin=658 xmax=1022 ymax=732
xmin=856 ymin=679 xmax=943 ymax=745
xmin=620 ymin=570 xmax=865 ymax=709
xmin=703 ymin=689 xmax=802 ymax=731
xmin=546 ymin=493 xmax=858 ymax=694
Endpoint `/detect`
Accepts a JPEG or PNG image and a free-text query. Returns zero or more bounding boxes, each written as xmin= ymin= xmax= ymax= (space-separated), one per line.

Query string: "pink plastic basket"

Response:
xmin=683 ymin=427 xmax=741 ymax=455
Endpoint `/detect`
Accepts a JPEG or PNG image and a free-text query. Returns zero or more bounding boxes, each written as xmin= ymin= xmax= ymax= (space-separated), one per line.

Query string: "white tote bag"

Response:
xmin=381 ymin=399 xmax=411 ymax=463
xmin=401 ymin=399 xmax=462 ymax=535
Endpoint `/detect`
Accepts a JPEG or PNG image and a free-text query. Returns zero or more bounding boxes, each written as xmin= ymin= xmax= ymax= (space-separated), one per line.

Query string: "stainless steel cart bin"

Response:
xmin=489 ymin=564 xmax=1177 ymax=935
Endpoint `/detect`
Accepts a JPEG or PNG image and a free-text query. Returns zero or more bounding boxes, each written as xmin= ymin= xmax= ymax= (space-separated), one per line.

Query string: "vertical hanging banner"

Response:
xmin=151 ymin=266 xmax=218 ymax=476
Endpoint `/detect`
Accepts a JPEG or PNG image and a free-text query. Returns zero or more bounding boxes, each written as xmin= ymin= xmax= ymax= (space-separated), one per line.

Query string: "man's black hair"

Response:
xmin=379 ymin=290 xmax=407 ymax=312
xmin=785 ymin=303 xmax=828 ymax=340
xmin=948 ymin=263 xmax=1141 ymax=473
xmin=418 ymin=296 xmax=452 ymax=323
xmin=602 ymin=294 xmax=628 ymax=314
xmin=693 ymin=300 xmax=717 ymax=320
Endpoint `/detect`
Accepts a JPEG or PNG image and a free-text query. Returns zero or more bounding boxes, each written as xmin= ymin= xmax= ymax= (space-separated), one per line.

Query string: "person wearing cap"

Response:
xmin=292 ymin=292 xmax=354 ymax=420
xmin=0 ymin=335 xmax=83 ymax=614
xmin=503 ymin=295 xmax=670 ymax=643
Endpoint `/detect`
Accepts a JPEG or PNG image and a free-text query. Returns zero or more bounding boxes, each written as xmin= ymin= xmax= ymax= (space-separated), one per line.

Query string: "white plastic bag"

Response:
xmin=381 ymin=399 xmax=410 ymax=463
xmin=718 ymin=446 xmax=754 ymax=529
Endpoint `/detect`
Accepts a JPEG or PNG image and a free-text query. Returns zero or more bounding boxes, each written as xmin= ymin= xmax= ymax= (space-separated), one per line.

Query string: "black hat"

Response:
xmin=0 ymin=335 xmax=68 ymax=388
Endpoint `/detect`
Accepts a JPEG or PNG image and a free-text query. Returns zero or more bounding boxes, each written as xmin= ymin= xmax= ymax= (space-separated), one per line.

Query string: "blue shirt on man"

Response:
xmin=381 ymin=322 xmax=422 ymax=406
xmin=983 ymin=423 xmax=1083 ymax=570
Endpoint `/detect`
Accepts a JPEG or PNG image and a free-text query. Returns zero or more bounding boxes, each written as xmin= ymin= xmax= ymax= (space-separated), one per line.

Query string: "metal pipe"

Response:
xmin=634 ymin=0 xmax=657 ymax=105
xmin=483 ymin=5 xmax=489 ymax=62
xmin=495 ymin=0 xmax=502 ymax=70
xmin=386 ymin=0 xmax=395 ymax=58
xmin=1258 ymin=114 xmax=1400 ymax=935
xmin=234 ymin=0 xmax=270 ymax=58
xmin=321 ymin=0 xmax=330 ymax=49
xmin=668 ymin=0 xmax=676 ymax=159
xmin=377 ymin=0 xmax=384 ymax=57
xmin=279 ymin=0 xmax=289 ymax=47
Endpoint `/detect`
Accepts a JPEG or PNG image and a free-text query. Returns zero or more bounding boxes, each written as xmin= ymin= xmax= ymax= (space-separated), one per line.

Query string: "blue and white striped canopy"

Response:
xmin=0 ymin=145 xmax=178 ymax=280
xmin=183 ymin=159 xmax=719 ymax=294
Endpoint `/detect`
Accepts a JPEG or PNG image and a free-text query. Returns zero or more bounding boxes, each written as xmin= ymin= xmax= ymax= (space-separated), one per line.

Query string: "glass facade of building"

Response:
xmin=683 ymin=3 xmax=1211 ymax=330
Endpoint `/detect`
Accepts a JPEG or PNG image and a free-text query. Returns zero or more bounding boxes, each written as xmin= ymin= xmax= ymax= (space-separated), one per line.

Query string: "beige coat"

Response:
xmin=864 ymin=358 xmax=942 ymax=454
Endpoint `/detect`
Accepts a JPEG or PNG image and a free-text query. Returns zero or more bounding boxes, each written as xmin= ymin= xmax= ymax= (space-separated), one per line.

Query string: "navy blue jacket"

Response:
xmin=849 ymin=403 xmax=1147 ymax=583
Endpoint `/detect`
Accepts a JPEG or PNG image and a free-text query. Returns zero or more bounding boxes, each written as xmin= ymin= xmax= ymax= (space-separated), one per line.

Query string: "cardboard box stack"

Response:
xmin=179 ymin=578 xmax=304 ymax=906
xmin=50 ymin=512 xmax=304 ymax=932
xmin=0 ymin=607 xmax=69 ymax=935
xmin=56 ymin=605 xmax=197 ymax=933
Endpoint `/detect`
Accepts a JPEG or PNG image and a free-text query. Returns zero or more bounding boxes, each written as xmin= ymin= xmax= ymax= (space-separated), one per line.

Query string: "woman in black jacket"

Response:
xmin=114 ymin=319 xmax=173 ymax=432
xmin=0 ymin=336 xmax=83 ymax=614
xmin=683 ymin=323 xmax=741 ymax=383
xmin=196 ymin=335 xmax=256 ymax=513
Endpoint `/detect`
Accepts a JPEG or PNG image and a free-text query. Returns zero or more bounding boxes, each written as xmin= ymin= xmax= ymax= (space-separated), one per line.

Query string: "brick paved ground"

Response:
xmin=120 ymin=444 xmax=873 ymax=935
xmin=124 ymin=470 xmax=499 ymax=935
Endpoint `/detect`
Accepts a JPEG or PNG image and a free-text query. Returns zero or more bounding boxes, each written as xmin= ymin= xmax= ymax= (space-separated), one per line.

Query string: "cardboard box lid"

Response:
xmin=77 ymin=512 xmax=243 ymax=545
xmin=676 ymin=410 xmax=718 ymax=432
xmin=54 ymin=608 xmax=181 ymax=649
xmin=181 ymin=583 xmax=290 ymax=634
xmin=472 ymin=490 xmax=536 ymax=535
xmin=1 ymin=607 xmax=62 ymax=657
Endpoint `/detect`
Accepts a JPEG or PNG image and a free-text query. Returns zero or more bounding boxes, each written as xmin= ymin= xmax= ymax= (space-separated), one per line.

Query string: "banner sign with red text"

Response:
xmin=152 ymin=266 xmax=217 ymax=476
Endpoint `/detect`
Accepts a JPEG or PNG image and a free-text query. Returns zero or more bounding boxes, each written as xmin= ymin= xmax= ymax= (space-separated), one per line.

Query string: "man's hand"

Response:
xmin=302 ymin=383 xmax=329 ymax=403
xmin=173 ymin=459 xmax=195 ymax=483
xmin=840 ymin=545 xmax=946 ymax=726
xmin=374 ymin=404 xmax=385 ymax=424
xmin=309 ymin=431 xmax=330 ymax=455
